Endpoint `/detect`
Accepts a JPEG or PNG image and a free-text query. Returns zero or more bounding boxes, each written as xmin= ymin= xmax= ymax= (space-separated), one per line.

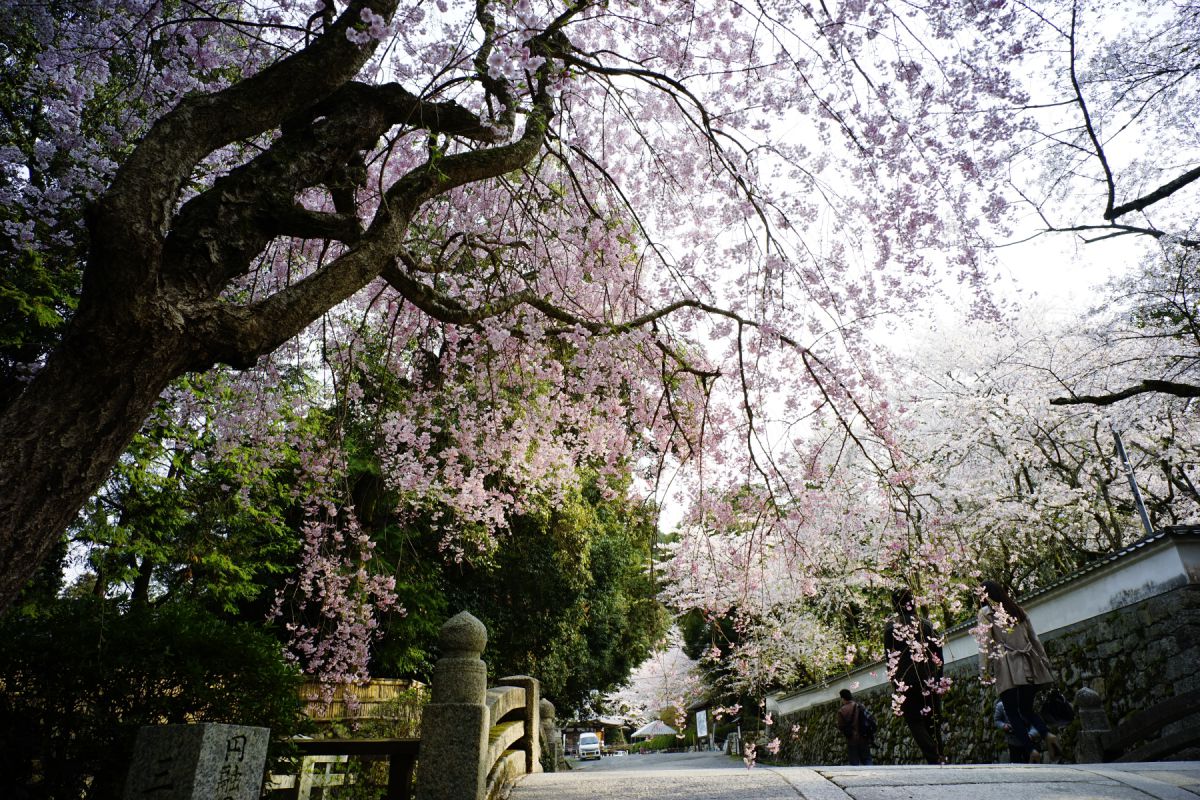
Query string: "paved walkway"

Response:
xmin=511 ymin=752 xmax=1200 ymax=800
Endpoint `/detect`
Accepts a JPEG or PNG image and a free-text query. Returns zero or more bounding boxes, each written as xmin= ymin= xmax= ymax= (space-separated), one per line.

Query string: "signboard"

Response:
xmin=695 ymin=710 xmax=708 ymax=738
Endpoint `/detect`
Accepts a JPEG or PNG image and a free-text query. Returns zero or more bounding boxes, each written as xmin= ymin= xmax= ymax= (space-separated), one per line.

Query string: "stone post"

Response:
xmin=538 ymin=699 xmax=564 ymax=772
xmin=496 ymin=675 xmax=541 ymax=774
xmin=123 ymin=723 xmax=269 ymax=800
xmin=415 ymin=611 xmax=490 ymax=800
xmin=1074 ymin=686 xmax=1112 ymax=763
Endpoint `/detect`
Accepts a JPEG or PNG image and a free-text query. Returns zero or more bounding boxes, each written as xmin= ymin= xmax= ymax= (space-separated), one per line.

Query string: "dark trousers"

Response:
xmin=999 ymin=685 xmax=1049 ymax=751
xmin=1008 ymin=744 xmax=1034 ymax=764
xmin=847 ymin=741 xmax=873 ymax=766
xmin=901 ymin=694 xmax=943 ymax=764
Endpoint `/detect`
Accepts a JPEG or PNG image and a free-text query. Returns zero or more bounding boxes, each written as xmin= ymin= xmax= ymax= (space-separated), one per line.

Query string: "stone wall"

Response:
xmin=768 ymin=583 xmax=1200 ymax=766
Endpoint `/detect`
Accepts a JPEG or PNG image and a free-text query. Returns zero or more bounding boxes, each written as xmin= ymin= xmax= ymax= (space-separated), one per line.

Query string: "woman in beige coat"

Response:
xmin=977 ymin=580 xmax=1057 ymax=762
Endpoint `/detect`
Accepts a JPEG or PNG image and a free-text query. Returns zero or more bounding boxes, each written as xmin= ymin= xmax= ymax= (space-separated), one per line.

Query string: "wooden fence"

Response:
xmin=299 ymin=678 xmax=428 ymax=730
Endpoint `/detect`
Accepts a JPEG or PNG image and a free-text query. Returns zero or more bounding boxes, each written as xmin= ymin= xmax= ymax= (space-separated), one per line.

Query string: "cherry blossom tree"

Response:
xmin=3 ymin=0 xmax=1198 ymax=629
xmin=0 ymin=0 xmax=725 ymax=610
xmin=68 ymin=368 xmax=313 ymax=608
xmin=651 ymin=0 xmax=1200 ymax=698
xmin=894 ymin=313 xmax=1200 ymax=586
xmin=661 ymin=308 xmax=1200 ymax=696
xmin=600 ymin=627 xmax=702 ymax=730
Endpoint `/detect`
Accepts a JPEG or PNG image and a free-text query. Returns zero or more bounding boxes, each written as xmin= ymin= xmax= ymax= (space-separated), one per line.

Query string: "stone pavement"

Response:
xmin=510 ymin=752 xmax=1200 ymax=800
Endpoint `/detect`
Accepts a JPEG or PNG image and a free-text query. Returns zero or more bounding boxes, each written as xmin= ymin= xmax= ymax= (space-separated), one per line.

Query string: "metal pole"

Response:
xmin=1112 ymin=426 xmax=1154 ymax=538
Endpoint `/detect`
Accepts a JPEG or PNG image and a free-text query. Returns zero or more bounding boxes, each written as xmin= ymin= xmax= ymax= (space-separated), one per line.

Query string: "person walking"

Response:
xmin=883 ymin=587 xmax=945 ymax=764
xmin=835 ymin=689 xmax=874 ymax=766
xmin=977 ymin=580 xmax=1058 ymax=762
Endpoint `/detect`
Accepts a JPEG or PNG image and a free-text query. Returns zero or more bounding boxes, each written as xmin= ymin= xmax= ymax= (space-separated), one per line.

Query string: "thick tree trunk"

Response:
xmin=131 ymin=556 xmax=155 ymax=604
xmin=0 ymin=304 xmax=192 ymax=611
xmin=0 ymin=0 xmax=557 ymax=613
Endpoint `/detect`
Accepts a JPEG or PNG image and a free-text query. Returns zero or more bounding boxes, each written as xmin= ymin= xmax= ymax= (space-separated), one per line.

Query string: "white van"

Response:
xmin=577 ymin=732 xmax=602 ymax=760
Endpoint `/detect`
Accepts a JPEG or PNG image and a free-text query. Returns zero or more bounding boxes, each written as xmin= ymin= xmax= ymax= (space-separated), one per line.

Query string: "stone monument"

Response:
xmin=123 ymin=722 xmax=269 ymax=800
xmin=1074 ymin=686 xmax=1111 ymax=763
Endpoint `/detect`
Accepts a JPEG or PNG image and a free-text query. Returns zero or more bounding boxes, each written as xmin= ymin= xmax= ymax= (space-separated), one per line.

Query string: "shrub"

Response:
xmin=627 ymin=733 xmax=684 ymax=753
xmin=0 ymin=598 xmax=305 ymax=800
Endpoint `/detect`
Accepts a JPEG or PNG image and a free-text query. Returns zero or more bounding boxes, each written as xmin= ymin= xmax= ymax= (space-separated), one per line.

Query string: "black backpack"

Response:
xmin=857 ymin=703 xmax=878 ymax=739
xmin=1040 ymin=688 xmax=1075 ymax=727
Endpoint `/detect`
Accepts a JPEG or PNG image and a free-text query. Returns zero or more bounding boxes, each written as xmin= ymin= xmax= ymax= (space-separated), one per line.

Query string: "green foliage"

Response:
xmin=437 ymin=474 xmax=669 ymax=713
xmin=300 ymin=316 xmax=669 ymax=705
xmin=310 ymin=691 xmax=427 ymax=800
xmin=48 ymin=318 xmax=666 ymax=740
xmin=8 ymin=531 xmax=67 ymax=615
xmin=320 ymin=689 xmax=427 ymax=740
xmin=357 ymin=466 xmax=669 ymax=714
xmin=341 ymin=452 xmax=450 ymax=679
xmin=0 ymin=597 xmax=306 ymax=800
xmin=0 ymin=248 xmax=78 ymax=348
xmin=70 ymin=372 xmax=311 ymax=614
xmin=626 ymin=733 xmax=684 ymax=753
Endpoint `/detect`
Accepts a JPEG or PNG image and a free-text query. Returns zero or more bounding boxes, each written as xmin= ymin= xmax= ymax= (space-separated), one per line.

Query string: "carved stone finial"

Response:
xmin=439 ymin=610 xmax=487 ymax=658
xmin=540 ymin=698 xmax=557 ymax=723
xmin=1075 ymin=687 xmax=1102 ymax=708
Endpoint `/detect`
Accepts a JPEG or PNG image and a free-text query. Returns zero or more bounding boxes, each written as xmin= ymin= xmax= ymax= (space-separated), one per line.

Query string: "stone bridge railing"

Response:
xmin=146 ymin=612 xmax=562 ymax=800
xmin=415 ymin=610 xmax=560 ymax=800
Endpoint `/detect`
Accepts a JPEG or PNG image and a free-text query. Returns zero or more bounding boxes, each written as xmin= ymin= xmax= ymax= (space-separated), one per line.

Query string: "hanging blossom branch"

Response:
xmin=376 ymin=254 xmax=901 ymax=490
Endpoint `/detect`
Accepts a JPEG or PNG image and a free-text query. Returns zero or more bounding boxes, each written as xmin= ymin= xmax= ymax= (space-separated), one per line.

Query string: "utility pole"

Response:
xmin=1112 ymin=425 xmax=1154 ymax=538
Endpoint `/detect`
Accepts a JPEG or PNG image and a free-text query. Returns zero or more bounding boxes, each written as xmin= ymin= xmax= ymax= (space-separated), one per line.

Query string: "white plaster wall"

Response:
xmin=768 ymin=535 xmax=1197 ymax=718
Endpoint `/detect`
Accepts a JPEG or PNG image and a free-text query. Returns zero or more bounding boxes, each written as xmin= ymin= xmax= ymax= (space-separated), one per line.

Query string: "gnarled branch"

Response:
xmin=91 ymin=0 xmax=401 ymax=297
xmin=1050 ymin=380 xmax=1200 ymax=406
xmin=267 ymin=206 xmax=363 ymax=244
xmin=1106 ymin=164 xmax=1200 ymax=221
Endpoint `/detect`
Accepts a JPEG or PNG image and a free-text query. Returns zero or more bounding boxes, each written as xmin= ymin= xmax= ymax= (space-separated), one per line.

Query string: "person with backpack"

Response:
xmin=836 ymin=688 xmax=875 ymax=765
xmin=994 ymin=699 xmax=1038 ymax=763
